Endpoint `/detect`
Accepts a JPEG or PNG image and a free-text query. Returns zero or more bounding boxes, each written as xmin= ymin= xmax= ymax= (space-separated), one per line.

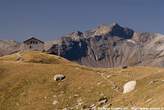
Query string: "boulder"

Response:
xmin=122 ymin=66 xmax=128 ymax=69
xmin=54 ymin=74 xmax=65 ymax=81
xmin=123 ymin=80 xmax=136 ymax=94
xmin=98 ymin=97 xmax=108 ymax=105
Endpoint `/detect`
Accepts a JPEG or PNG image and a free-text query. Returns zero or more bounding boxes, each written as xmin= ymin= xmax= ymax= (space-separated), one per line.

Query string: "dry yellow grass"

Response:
xmin=0 ymin=51 xmax=164 ymax=110
xmin=0 ymin=51 xmax=70 ymax=64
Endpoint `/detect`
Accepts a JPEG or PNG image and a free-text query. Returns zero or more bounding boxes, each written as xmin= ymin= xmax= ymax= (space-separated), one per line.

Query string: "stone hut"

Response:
xmin=22 ymin=37 xmax=44 ymax=51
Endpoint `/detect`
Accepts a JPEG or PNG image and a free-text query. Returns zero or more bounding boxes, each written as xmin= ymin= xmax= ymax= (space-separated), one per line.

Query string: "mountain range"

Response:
xmin=1 ymin=22 xmax=164 ymax=67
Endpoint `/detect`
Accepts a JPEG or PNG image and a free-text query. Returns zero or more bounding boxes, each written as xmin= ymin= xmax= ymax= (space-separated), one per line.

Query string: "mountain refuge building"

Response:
xmin=22 ymin=37 xmax=44 ymax=51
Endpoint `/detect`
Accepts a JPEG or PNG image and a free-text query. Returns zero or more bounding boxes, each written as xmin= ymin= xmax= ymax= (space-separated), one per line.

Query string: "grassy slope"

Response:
xmin=0 ymin=51 xmax=164 ymax=110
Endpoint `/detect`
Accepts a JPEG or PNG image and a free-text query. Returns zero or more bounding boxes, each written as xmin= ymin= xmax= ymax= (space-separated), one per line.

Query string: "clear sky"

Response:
xmin=0 ymin=0 xmax=163 ymax=41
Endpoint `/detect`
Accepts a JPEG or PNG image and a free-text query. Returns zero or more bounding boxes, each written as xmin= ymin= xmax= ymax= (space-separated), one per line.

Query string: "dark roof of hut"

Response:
xmin=23 ymin=37 xmax=44 ymax=44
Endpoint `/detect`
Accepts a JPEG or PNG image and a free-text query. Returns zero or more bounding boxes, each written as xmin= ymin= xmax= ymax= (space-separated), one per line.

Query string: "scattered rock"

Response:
xmin=90 ymin=104 xmax=95 ymax=108
xmin=149 ymin=79 xmax=164 ymax=85
xmin=74 ymin=94 xmax=79 ymax=97
xmin=82 ymin=104 xmax=96 ymax=110
xmin=88 ymin=104 xmax=96 ymax=110
xmin=122 ymin=66 xmax=128 ymax=69
xmin=107 ymin=75 xmax=112 ymax=78
xmin=97 ymin=82 xmax=102 ymax=85
xmin=44 ymin=96 xmax=47 ymax=99
xmin=52 ymin=100 xmax=58 ymax=105
xmin=54 ymin=74 xmax=65 ymax=81
xmin=77 ymin=98 xmax=83 ymax=106
xmin=145 ymin=98 xmax=153 ymax=103
xmin=82 ymin=105 xmax=88 ymax=109
xmin=53 ymin=95 xmax=57 ymax=98
xmin=16 ymin=102 xmax=20 ymax=106
xmin=149 ymin=80 xmax=158 ymax=85
xmin=98 ymin=97 xmax=108 ymax=105
xmin=77 ymin=98 xmax=82 ymax=103
xmin=123 ymin=80 xmax=136 ymax=94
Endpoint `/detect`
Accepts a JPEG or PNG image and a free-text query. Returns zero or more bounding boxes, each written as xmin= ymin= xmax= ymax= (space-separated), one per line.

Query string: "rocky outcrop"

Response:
xmin=47 ymin=24 xmax=135 ymax=67
xmin=48 ymin=23 xmax=164 ymax=68
xmin=0 ymin=40 xmax=20 ymax=56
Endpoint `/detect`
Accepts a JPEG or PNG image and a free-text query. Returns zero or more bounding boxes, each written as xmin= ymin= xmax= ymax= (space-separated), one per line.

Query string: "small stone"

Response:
xmin=54 ymin=74 xmax=65 ymax=81
xmin=122 ymin=66 xmax=128 ymax=69
xmin=145 ymin=98 xmax=153 ymax=103
xmin=52 ymin=100 xmax=58 ymax=105
xmin=107 ymin=75 xmax=112 ymax=78
xmin=98 ymin=97 xmax=108 ymax=105
xmin=53 ymin=95 xmax=57 ymax=98
xmin=78 ymin=87 xmax=81 ymax=90
xmin=90 ymin=104 xmax=96 ymax=109
xmin=74 ymin=94 xmax=79 ymax=97
xmin=77 ymin=102 xmax=83 ymax=106
xmin=77 ymin=98 xmax=82 ymax=103
xmin=16 ymin=102 xmax=19 ymax=106
xmin=97 ymin=82 xmax=102 ymax=85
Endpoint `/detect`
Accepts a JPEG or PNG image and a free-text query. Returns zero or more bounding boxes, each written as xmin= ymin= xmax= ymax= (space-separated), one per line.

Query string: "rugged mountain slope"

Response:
xmin=1 ymin=23 xmax=164 ymax=68
xmin=0 ymin=40 xmax=20 ymax=56
xmin=47 ymin=23 xmax=164 ymax=67
xmin=0 ymin=52 xmax=164 ymax=110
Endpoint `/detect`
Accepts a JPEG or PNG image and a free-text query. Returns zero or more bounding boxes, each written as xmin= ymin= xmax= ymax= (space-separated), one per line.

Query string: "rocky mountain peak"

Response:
xmin=94 ymin=24 xmax=112 ymax=36
xmin=84 ymin=22 xmax=134 ymax=40
xmin=111 ymin=22 xmax=119 ymax=26
xmin=62 ymin=31 xmax=84 ymax=41
xmin=110 ymin=23 xmax=134 ymax=39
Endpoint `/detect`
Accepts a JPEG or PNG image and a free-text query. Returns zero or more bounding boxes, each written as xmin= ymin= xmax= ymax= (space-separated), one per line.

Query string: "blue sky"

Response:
xmin=0 ymin=0 xmax=163 ymax=41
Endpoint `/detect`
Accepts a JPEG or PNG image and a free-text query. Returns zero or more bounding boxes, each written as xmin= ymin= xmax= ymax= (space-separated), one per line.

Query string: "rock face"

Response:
xmin=47 ymin=23 xmax=164 ymax=68
xmin=123 ymin=80 xmax=137 ymax=94
xmin=0 ymin=40 xmax=20 ymax=56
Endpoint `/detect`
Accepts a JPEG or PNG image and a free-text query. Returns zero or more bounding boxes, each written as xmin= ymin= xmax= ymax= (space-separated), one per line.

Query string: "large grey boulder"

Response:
xmin=123 ymin=80 xmax=137 ymax=94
